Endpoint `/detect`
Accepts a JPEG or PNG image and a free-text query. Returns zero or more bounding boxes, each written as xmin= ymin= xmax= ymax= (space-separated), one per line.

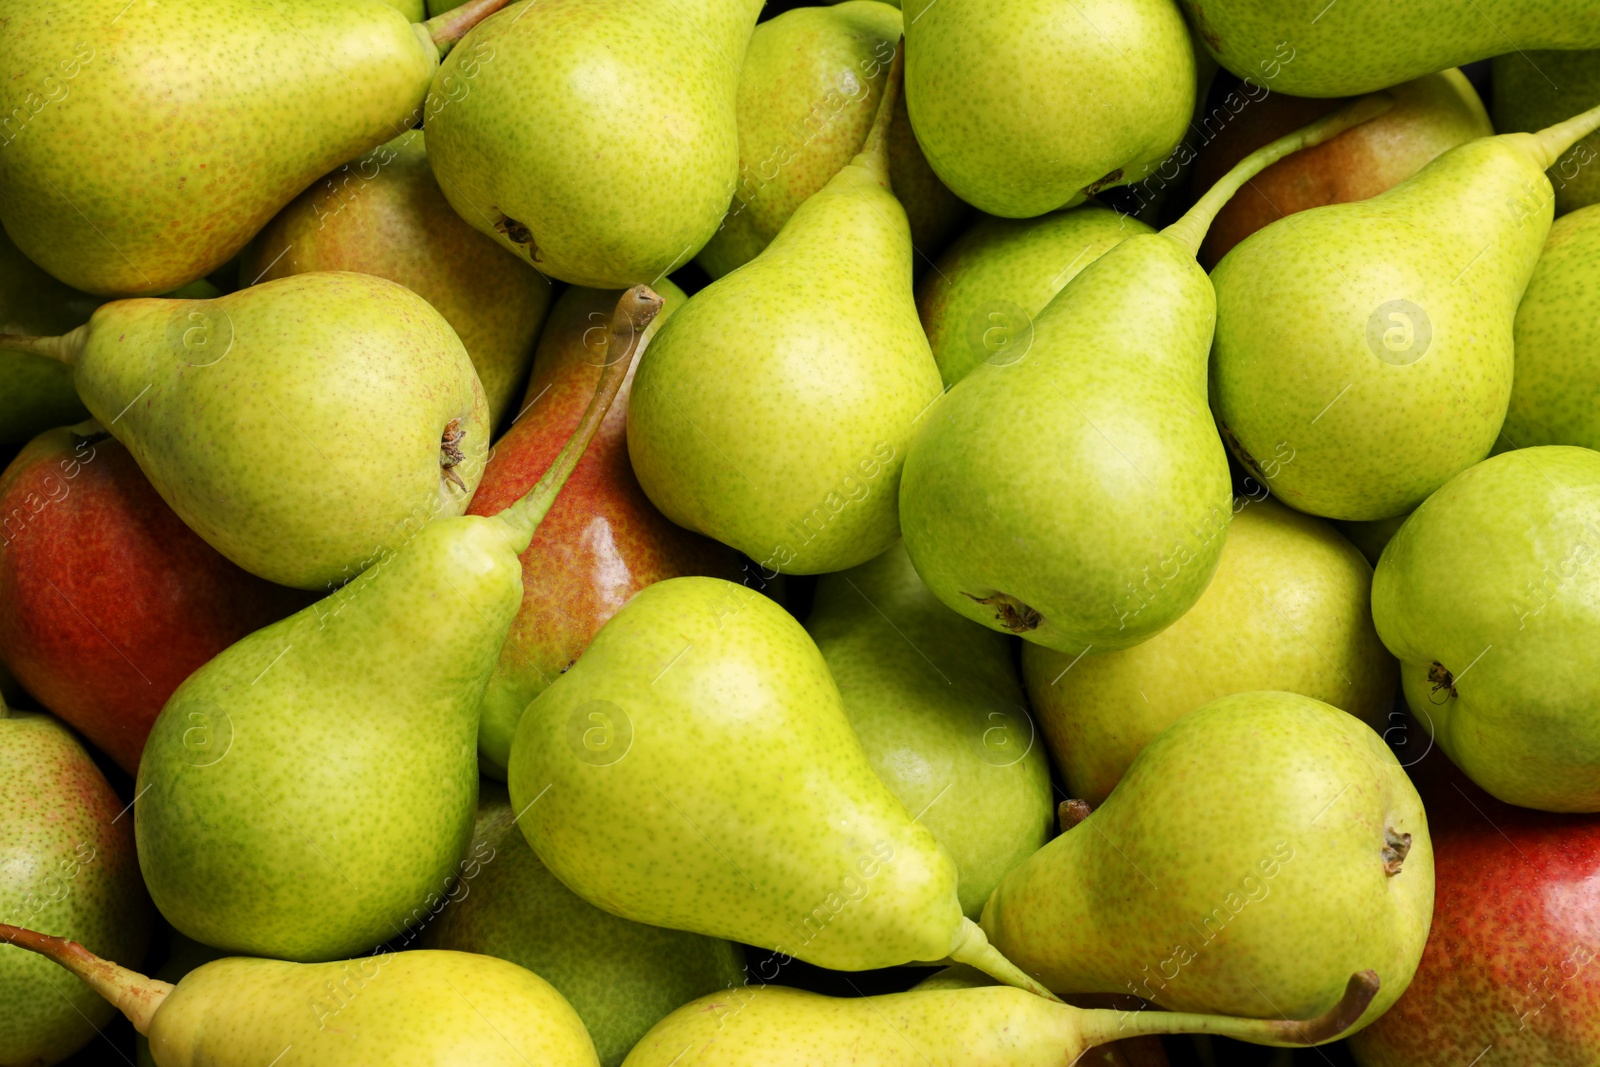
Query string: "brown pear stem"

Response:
xmin=946 ymin=918 xmax=1063 ymax=1003
xmin=1161 ymin=93 xmax=1395 ymax=257
xmin=424 ymin=0 xmax=514 ymax=52
xmin=0 ymin=324 xmax=89 ymax=367
xmin=495 ymin=285 xmax=664 ymax=552
xmin=0 ymin=923 xmax=174 ymax=1035
xmin=849 ymin=37 xmax=904 ymax=188
xmin=1525 ymin=99 xmax=1600 ymax=168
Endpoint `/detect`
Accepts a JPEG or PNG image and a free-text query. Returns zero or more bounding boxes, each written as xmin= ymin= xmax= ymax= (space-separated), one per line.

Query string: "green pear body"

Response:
xmin=420 ymin=783 xmax=745 ymax=1066
xmin=0 ymin=229 xmax=99 ymax=443
xmin=382 ymin=0 xmax=426 ymax=18
xmin=982 ymin=692 xmax=1433 ymax=1036
xmin=1024 ymin=499 xmax=1395 ymax=805
xmin=628 ymin=145 xmax=943 ymax=575
xmin=424 ymin=0 xmax=761 ymax=287
xmin=0 ymin=0 xmax=436 ymax=296
xmin=904 ymin=0 xmax=1194 ymax=217
xmin=1210 ymin=136 xmax=1552 ymax=520
xmin=507 ymin=576 xmax=971 ymax=971
xmin=900 ymin=233 xmax=1232 ymax=655
xmin=1494 ymin=51 xmax=1600 ymax=216
xmin=145 ymin=950 xmax=598 ymax=1066
xmin=1337 ymin=513 xmax=1411 ymax=567
xmin=136 ymin=515 xmax=527 ymax=961
xmin=916 ymin=205 xmax=1153 ymax=387
xmin=805 ymin=542 xmax=1053 ymax=918
xmin=69 ymin=272 xmax=488 ymax=590
xmin=1372 ymin=446 xmax=1600 ymax=812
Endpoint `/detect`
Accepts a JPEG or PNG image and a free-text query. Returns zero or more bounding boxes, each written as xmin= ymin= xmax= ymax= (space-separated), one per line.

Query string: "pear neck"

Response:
xmin=1161 ymin=92 xmax=1396 ymax=257
xmin=0 ymin=322 xmax=90 ymax=368
xmin=495 ymin=286 xmax=664 ymax=552
xmin=423 ymin=0 xmax=514 ymax=54
xmin=945 ymin=918 xmax=1061 ymax=1002
xmin=1517 ymin=99 xmax=1600 ymax=169
xmin=0 ymin=923 xmax=174 ymax=1034
xmin=845 ymin=38 xmax=904 ymax=190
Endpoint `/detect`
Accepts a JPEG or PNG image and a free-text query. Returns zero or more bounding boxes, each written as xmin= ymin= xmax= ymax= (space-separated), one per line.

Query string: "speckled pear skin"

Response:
xmin=0 ymin=709 xmax=151 ymax=1067
xmin=145 ymin=950 xmax=599 ymax=1066
xmin=242 ymin=130 xmax=552 ymax=429
xmin=1180 ymin=0 xmax=1600 ymax=98
xmin=382 ymin=0 xmax=427 ymax=18
xmin=1209 ymin=135 xmax=1555 ymax=522
xmin=0 ymin=0 xmax=438 ymax=297
xmin=982 ymin=692 xmax=1433 ymax=1036
xmin=1372 ymin=446 xmax=1600 ymax=812
xmin=627 ymin=109 xmax=944 ymax=575
xmin=1495 ymin=52 xmax=1600 ymax=216
xmin=135 ymin=514 xmax=528 ymax=961
xmin=1499 ymin=206 xmax=1600 ymax=451
xmin=903 ymin=0 xmax=1194 ymax=217
xmin=1023 ymin=499 xmax=1396 ymax=805
xmin=420 ymin=783 xmax=745 ymax=1067
xmin=916 ymin=204 xmax=1153 ymax=387
xmin=508 ymin=576 xmax=973 ymax=972
xmin=805 ymin=542 xmax=1053 ymax=918
xmin=66 ymin=272 xmax=488 ymax=591
xmin=423 ymin=0 xmax=762 ymax=288
xmin=0 ymin=229 xmax=99 ymax=444
xmin=899 ymin=233 xmax=1232 ymax=656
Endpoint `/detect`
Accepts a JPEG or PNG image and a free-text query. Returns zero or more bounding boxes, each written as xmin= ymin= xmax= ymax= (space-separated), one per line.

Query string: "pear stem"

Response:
xmin=424 ymin=0 xmax=514 ymax=52
xmin=0 ymin=923 xmax=174 ymax=1035
xmin=1161 ymin=92 xmax=1396 ymax=257
xmin=495 ymin=286 xmax=664 ymax=552
xmin=848 ymin=37 xmax=904 ymax=189
xmin=1524 ymin=99 xmax=1600 ymax=168
xmin=946 ymin=918 xmax=1063 ymax=1003
xmin=0 ymin=323 xmax=89 ymax=367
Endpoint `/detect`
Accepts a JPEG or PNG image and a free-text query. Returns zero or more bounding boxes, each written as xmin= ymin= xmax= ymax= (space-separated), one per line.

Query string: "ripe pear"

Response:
xmin=899 ymin=96 xmax=1394 ymax=656
xmin=1495 ymin=51 xmax=1600 ymax=215
xmin=241 ymin=130 xmax=552 ymax=428
xmin=627 ymin=51 xmax=943 ymax=575
xmin=983 ymin=691 xmax=1433 ymax=1036
xmin=903 ymin=0 xmax=1194 ymax=217
xmin=0 ymin=926 xmax=599 ymax=1067
xmin=134 ymin=934 xmax=228 ymax=1067
xmin=0 ymin=0 xmax=510 ymax=297
xmin=804 ymin=541 xmax=1053 ymax=918
xmin=1372 ymin=446 xmax=1600 ymax=812
xmin=1024 ymin=499 xmax=1396 ymax=805
xmin=0 ymin=272 xmax=489 ymax=591
xmin=1210 ymin=102 xmax=1600 ymax=521
xmin=135 ymin=288 xmax=663 ymax=962
xmin=0 ymin=229 xmax=99 ymax=444
xmin=424 ymin=0 xmax=762 ymax=287
xmin=507 ymin=575 xmax=1054 ymax=997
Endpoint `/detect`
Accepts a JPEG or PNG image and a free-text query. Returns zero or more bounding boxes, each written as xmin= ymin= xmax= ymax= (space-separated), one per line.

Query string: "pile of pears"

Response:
xmin=2 ymin=0 xmax=1599 ymax=1064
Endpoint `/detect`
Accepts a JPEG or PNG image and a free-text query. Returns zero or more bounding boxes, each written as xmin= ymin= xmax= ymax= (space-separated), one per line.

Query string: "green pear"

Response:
xmin=695 ymin=1 xmax=966 ymax=280
xmin=916 ymin=205 xmax=1153 ymax=388
xmin=903 ymin=0 xmax=1194 ymax=217
xmin=0 ymin=0 xmax=507 ymax=297
xmin=804 ymin=541 xmax=1053 ymax=918
xmin=383 ymin=0 xmax=427 ymax=18
xmin=1179 ymin=0 xmax=1600 ymax=97
xmin=507 ymin=575 xmax=1054 ymax=997
xmin=1495 ymin=51 xmax=1600 ymax=216
xmin=1337 ymin=512 xmax=1412 ymax=568
xmin=1372 ymin=445 xmax=1600 ymax=812
xmin=242 ymin=130 xmax=553 ymax=429
xmin=899 ymin=96 xmax=1394 ymax=656
xmin=1499 ymin=205 xmax=1600 ymax=451
xmin=1211 ymin=102 xmax=1600 ymax=521
xmin=0 ymin=229 xmax=100 ymax=445
xmin=134 ymin=934 xmax=228 ymax=1067
xmin=983 ymin=691 xmax=1433 ymax=1037
xmin=419 ymin=783 xmax=745 ymax=1067
xmin=423 ymin=0 xmax=762 ymax=287
xmin=134 ymin=288 xmax=663 ymax=962
xmin=0 ymin=704 xmax=151 ymax=1066
xmin=628 ymin=51 xmax=943 ymax=575
xmin=0 ymin=925 xmax=599 ymax=1066
xmin=1023 ymin=498 xmax=1396 ymax=806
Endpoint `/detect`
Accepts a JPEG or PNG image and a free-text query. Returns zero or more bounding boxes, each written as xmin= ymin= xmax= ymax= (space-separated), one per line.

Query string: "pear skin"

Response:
xmin=0 ymin=229 xmax=99 ymax=443
xmin=1494 ymin=51 xmax=1600 ymax=215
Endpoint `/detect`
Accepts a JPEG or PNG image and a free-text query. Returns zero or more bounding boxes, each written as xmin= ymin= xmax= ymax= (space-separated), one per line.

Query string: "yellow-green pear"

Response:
xmin=1494 ymin=51 xmax=1600 ymax=215
xmin=0 ymin=229 xmax=98 ymax=445
xmin=1337 ymin=512 xmax=1411 ymax=568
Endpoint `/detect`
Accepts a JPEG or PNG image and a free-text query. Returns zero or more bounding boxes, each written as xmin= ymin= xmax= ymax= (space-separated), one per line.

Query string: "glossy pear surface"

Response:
xmin=1494 ymin=51 xmax=1600 ymax=215
xmin=0 ymin=230 xmax=98 ymax=443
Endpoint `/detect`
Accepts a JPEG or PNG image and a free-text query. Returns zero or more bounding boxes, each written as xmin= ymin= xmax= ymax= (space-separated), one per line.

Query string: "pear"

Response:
xmin=902 ymin=0 xmax=1194 ymax=217
xmin=804 ymin=541 xmax=1053 ymax=918
xmin=0 ymin=925 xmax=599 ymax=1066
xmin=1179 ymin=0 xmax=1600 ymax=97
xmin=1337 ymin=512 xmax=1411 ymax=568
xmin=423 ymin=0 xmax=762 ymax=287
xmin=0 ymin=705 xmax=151 ymax=1066
xmin=507 ymin=575 xmax=1054 ymax=997
xmin=0 ymin=0 xmax=510 ymax=297
xmin=1023 ymin=498 xmax=1396 ymax=806
xmin=1372 ymin=445 xmax=1600 ymax=812
xmin=899 ymin=95 xmax=1394 ymax=656
xmin=1499 ymin=205 xmax=1600 ymax=451
xmin=419 ymin=783 xmax=746 ymax=1066
xmin=0 ymin=229 xmax=100 ymax=444
xmin=1495 ymin=51 xmax=1600 ymax=215
xmin=695 ymin=2 xmax=966 ymax=280
xmin=134 ymin=288 xmax=663 ymax=962
xmin=917 ymin=205 xmax=1154 ymax=388
xmin=384 ymin=0 xmax=427 ymax=17
xmin=627 ymin=49 xmax=944 ymax=575
xmin=982 ymin=691 xmax=1433 ymax=1036
xmin=134 ymin=935 xmax=228 ymax=1067
xmin=241 ymin=130 xmax=553 ymax=429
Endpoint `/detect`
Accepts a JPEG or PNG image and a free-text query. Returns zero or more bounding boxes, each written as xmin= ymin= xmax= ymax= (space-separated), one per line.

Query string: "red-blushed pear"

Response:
xmin=0 ymin=425 xmax=309 ymax=773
